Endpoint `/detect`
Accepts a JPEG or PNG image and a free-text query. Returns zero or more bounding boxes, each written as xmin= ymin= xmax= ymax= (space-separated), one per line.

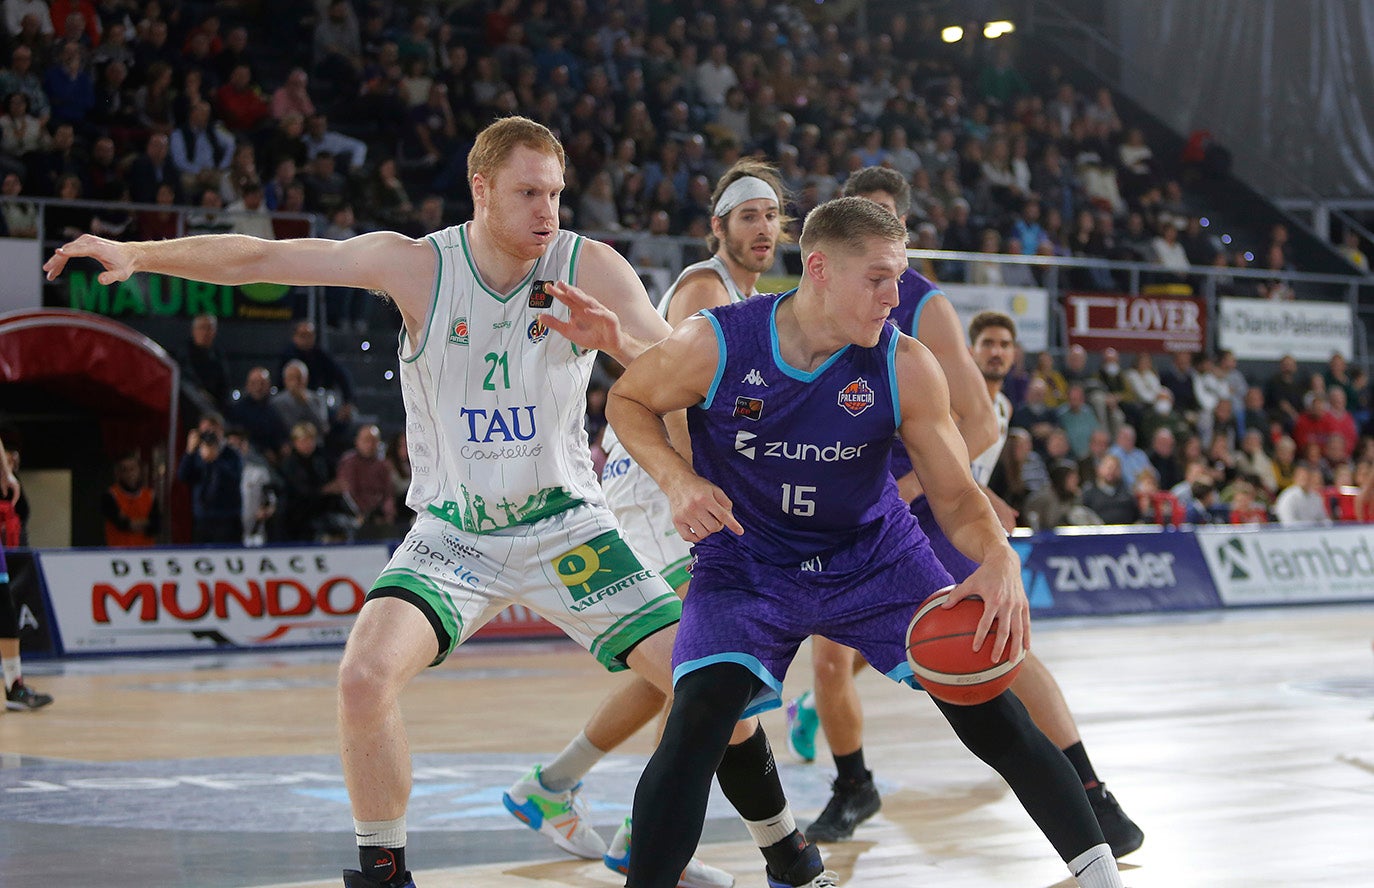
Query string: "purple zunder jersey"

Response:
xmin=673 ymin=291 xmax=954 ymax=716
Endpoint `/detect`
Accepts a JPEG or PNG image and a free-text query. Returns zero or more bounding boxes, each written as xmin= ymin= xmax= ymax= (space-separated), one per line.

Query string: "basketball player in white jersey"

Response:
xmin=791 ymin=168 xmax=1143 ymax=857
xmin=507 ymin=159 xmax=791 ymax=886
xmin=44 ymin=119 xmax=826 ymax=888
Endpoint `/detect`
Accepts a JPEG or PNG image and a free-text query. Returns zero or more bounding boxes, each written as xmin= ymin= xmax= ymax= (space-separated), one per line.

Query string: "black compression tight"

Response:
xmin=626 ymin=663 xmax=763 ymax=888
xmin=935 ymin=690 xmax=1105 ymax=861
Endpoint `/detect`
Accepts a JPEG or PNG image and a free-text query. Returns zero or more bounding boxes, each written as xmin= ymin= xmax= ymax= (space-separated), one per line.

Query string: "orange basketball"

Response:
xmin=906 ymin=590 xmax=1025 ymax=705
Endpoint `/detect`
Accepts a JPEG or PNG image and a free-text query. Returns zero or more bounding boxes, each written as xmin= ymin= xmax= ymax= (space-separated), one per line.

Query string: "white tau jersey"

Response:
xmin=602 ymin=254 xmax=752 ymax=459
xmin=653 ymin=254 xmax=752 ymax=320
xmin=969 ymin=391 xmax=1013 ymax=486
xmin=399 ymin=223 xmax=602 ymax=533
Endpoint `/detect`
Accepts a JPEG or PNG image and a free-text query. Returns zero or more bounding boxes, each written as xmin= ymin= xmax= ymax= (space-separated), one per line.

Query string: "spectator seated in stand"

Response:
xmin=271 ymin=359 xmax=330 ymax=445
xmin=102 ymin=452 xmax=160 ymax=546
xmin=279 ymin=421 xmax=356 ymax=543
xmin=336 ymin=424 xmax=396 ymax=539
xmin=176 ymin=412 xmax=242 ymax=543
xmin=1274 ymin=463 xmax=1331 ymax=525
xmin=180 ymin=312 xmax=232 ymax=409
xmin=1080 ymin=453 xmax=1139 ymax=525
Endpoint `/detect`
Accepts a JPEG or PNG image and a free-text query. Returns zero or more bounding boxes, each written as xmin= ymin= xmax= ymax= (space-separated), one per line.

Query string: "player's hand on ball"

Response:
xmin=668 ymin=476 xmax=743 ymax=542
xmin=944 ymin=546 xmax=1029 ymax=664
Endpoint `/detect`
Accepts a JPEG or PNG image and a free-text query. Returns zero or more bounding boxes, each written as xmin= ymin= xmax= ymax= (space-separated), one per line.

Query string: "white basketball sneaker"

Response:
xmin=604 ymin=817 xmax=736 ymax=887
xmin=501 ymin=764 xmax=607 ymax=859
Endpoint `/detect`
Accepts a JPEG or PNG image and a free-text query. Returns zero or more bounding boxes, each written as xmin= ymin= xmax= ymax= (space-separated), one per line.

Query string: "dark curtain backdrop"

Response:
xmin=1113 ymin=0 xmax=1374 ymax=197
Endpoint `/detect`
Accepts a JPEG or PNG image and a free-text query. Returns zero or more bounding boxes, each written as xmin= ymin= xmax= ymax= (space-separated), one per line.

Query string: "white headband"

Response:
xmin=713 ymin=176 xmax=778 ymax=217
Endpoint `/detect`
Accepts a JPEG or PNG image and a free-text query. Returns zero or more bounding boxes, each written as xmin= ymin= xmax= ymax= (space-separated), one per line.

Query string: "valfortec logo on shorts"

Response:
xmin=551 ymin=530 xmax=656 ymax=612
xmin=837 ymin=377 xmax=875 ymax=416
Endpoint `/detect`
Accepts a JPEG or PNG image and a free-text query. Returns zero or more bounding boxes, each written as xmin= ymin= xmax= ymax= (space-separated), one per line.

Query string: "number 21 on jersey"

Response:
xmin=483 ymin=351 xmax=510 ymax=390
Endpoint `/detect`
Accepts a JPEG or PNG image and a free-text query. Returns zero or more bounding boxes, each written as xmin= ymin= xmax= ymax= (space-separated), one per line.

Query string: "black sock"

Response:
xmin=359 ymin=846 xmax=406 ymax=886
xmin=761 ymin=829 xmax=808 ymax=878
xmin=716 ymin=723 xmax=787 ymax=819
xmin=1061 ymin=741 xmax=1100 ymax=789
xmin=833 ymin=748 xmax=868 ymax=784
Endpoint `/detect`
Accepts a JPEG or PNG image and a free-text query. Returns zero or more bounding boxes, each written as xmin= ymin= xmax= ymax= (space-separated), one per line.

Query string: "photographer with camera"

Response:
xmin=176 ymin=413 xmax=244 ymax=543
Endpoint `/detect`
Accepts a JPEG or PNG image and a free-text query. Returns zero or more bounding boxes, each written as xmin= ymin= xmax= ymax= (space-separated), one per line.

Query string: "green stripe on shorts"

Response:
xmin=660 ymin=555 xmax=693 ymax=591
xmin=589 ymin=594 xmax=682 ymax=672
xmin=372 ymin=568 xmax=465 ymax=661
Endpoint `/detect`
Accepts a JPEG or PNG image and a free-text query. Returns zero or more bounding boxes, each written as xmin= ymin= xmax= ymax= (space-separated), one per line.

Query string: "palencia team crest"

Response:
xmin=448 ymin=316 xmax=469 ymax=346
xmin=837 ymin=377 xmax=875 ymax=416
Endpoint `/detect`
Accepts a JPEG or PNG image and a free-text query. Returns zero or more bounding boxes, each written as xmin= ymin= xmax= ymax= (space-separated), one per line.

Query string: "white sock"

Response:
xmin=744 ymin=806 xmax=797 ymax=847
xmin=1 ymin=656 xmax=19 ymax=691
xmin=355 ymin=816 xmax=406 ymax=849
xmin=540 ymin=731 xmax=606 ymax=791
xmin=1068 ymin=843 xmax=1122 ymax=888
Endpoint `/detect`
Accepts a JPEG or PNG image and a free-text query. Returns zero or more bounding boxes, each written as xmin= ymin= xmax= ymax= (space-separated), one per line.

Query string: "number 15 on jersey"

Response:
xmin=781 ymin=483 xmax=816 ymax=517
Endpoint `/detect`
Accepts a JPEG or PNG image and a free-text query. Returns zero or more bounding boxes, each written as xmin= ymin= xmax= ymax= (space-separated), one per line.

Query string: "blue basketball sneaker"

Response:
xmin=786 ymin=690 xmax=818 ymax=763
xmin=765 ymin=840 xmax=839 ymax=887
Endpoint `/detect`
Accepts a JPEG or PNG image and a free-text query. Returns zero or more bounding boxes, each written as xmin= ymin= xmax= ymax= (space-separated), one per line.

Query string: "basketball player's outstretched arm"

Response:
xmin=540 ymin=239 xmax=673 ymax=366
xmin=894 ymin=336 xmax=1029 ymax=661
xmin=917 ymin=294 xmax=999 ymax=456
xmin=606 ymin=317 xmax=743 ymax=543
xmin=894 ymin=295 xmax=999 ymax=502
xmin=43 ymin=232 xmax=437 ymax=329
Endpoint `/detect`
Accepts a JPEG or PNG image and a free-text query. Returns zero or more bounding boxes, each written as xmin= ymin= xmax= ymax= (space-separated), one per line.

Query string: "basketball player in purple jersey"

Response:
xmin=505 ymin=159 xmax=793 ymax=887
xmin=611 ymin=197 xmax=1125 ymax=888
xmin=793 ymin=169 xmax=1143 ymax=857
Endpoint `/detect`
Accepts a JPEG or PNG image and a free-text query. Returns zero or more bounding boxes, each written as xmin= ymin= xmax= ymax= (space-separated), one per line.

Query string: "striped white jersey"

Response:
xmin=653 ymin=254 xmax=752 ymax=320
xmin=602 ymin=254 xmax=752 ymax=463
xmin=969 ymin=391 xmax=1013 ymax=486
xmin=399 ymin=223 xmax=603 ymax=533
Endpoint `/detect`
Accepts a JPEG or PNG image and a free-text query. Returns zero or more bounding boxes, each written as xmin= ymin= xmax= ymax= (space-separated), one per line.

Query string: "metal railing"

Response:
xmin=9 ymin=195 xmax=1371 ymax=364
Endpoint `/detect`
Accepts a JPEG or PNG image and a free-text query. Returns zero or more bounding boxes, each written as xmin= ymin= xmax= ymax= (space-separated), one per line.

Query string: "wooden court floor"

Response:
xmin=1 ymin=603 xmax=1371 ymax=888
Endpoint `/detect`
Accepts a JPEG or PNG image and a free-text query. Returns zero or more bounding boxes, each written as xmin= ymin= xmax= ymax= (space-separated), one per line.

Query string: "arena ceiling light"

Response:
xmin=984 ymin=20 xmax=1016 ymax=38
xmin=941 ymin=25 xmax=965 ymax=42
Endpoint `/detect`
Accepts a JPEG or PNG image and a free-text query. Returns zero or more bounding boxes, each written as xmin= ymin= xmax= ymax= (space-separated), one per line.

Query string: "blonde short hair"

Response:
xmin=467 ymin=116 xmax=565 ymax=190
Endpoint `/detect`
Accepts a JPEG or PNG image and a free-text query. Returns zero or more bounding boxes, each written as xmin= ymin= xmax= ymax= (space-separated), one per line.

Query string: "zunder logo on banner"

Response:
xmin=1197 ymin=526 xmax=1374 ymax=605
xmin=39 ymin=546 xmax=392 ymax=652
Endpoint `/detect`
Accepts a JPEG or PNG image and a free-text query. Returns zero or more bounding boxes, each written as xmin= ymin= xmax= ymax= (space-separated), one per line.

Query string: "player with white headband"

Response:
xmin=505 ymin=162 xmax=833 ymax=888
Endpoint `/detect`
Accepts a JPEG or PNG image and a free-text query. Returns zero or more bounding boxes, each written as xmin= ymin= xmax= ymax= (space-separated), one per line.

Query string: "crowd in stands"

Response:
xmin=988 ymin=346 xmax=1374 ymax=530
xmin=0 ymin=0 xmax=1368 ymax=544
xmin=0 ymin=0 xmax=1340 ymax=290
xmin=152 ymin=312 xmax=412 ymax=546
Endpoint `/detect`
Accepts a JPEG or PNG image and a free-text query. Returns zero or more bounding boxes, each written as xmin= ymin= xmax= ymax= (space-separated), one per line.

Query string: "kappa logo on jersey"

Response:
xmin=733 ymin=396 xmax=764 ymax=420
xmin=448 ymin=316 xmax=469 ymax=346
xmin=837 ymin=377 xmax=875 ymax=416
xmin=527 ymin=317 xmax=550 ymax=343
xmin=734 ymin=430 xmax=757 ymax=459
xmin=528 ymin=280 xmax=554 ymax=309
xmin=742 ymin=368 xmax=768 ymax=386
